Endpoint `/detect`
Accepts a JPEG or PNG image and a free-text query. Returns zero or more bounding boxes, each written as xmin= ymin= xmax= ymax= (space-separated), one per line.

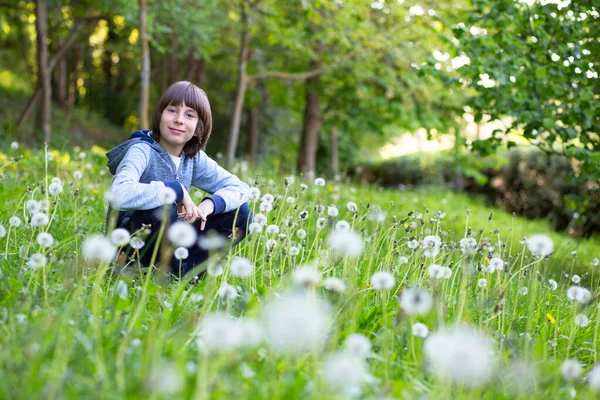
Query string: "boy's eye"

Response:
xmin=187 ymin=113 xmax=196 ymax=118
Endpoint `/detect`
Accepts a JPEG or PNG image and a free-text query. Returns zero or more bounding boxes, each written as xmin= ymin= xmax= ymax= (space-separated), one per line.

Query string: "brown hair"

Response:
xmin=151 ymin=81 xmax=212 ymax=157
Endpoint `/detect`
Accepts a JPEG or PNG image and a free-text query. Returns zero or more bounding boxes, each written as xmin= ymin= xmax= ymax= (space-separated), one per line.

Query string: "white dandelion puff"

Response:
xmin=254 ymin=213 xmax=267 ymax=226
xmin=571 ymin=275 xmax=581 ymax=284
xmin=327 ymin=206 xmax=339 ymax=217
xmin=587 ymin=364 xmax=600 ymax=390
xmin=407 ymin=239 xmax=419 ymax=249
xmin=296 ymin=229 xmax=307 ymax=239
xmin=198 ymin=232 xmax=226 ymax=250
xmin=130 ymin=237 xmax=145 ymax=250
xmin=592 ymin=257 xmax=599 ymax=267
xmin=428 ymin=264 xmax=445 ymax=279
xmin=266 ymin=224 xmax=280 ymax=235
xmin=36 ymin=232 xmax=54 ymax=248
xmin=266 ymin=239 xmax=278 ymax=251
xmin=343 ymin=334 xmax=371 ymax=358
xmin=48 ymin=182 xmax=63 ymax=196
xmin=25 ymin=200 xmax=41 ymax=215
xmin=259 ymin=201 xmax=273 ymax=213
xmin=322 ymin=352 xmax=370 ymax=397
xmin=115 ymin=280 xmax=128 ymax=300
xmin=314 ymin=177 xmax=326 ymax=186
xmin=110 ymin=228 xmax=131 ymax=246
xmin=261 ymin=193 xmax=274 ymax=204
xmin=489 ymin=257 xmax=504 ymax=271
xmin=323 ymin=277 xmax=345 ymax=293
xmin=82 ymin=235 xmax=117 ymax=263
xmin=346 ymin=202 xmax=358 ymax=212
xmin=459 ymin=237 xmax=478 ymax=254
xmin=217 ymin=283 xmax=238 ymax=302
xmin=567 ymin=286 xmax=592 ymax=304
xmin=520 ymin=287 xmax=529 ymax=295
xmin=289 ymin=246 xmax=300 ymax=256
xmin=207 ymin=263 xmax=224 ymax=277
xmin=371 ymin=271 xmax=395 ymax=291
xmin=335 ymin=220 xmax=350 ymax=232
xmin=548 ymin=279 xmax=558 ymax=290
xmin=574 ymin=314 xmax=590 ymax=328
xmin=561 ymin=359 xmax=583 ymax=380
xmin=0 ymin=224 xmax=5 ymax=238
xmin=28 ymin=253 xmax=48 ymax=269
xmin=316 ymin=217 xmax=328 ymax=229
xmin=424 ymin=326 xmax=495 ymax=387
xmin=412 ymin=322 xmax=429 ymax=338
xmin=327 ymin=230 xmax=364 ymax=258
xmin=174 ymin=247 xmax=189 ymax=260
xmin=249 ymin=187 xmax=261 ymax=201
xmin=248 ymin=222 xmax=262 ymax=234
xmin=230 ymin=257 xmax=254 ymax=278
xmin=30 ymin=213 xmax=49 ymax=228
xmin=167 ymin=222 xmax=197 ymax=248
xmin=10 ymin=141 xmax=19 ymax=150
xmin=526 ymin=234 xmax=554 ymax=257
xmin=398 ymin=256 xmax=409 ymax=265
xmin=421 ymin=235 xmax=442 ymax=257
xmin=146 ymin=362 xmax=183 ymax=395
xmin=292 ymin=266 xmax=321 ymax=287
xmin=478 ymin=278 xmax=488 ymax=288
xmin=158 ymin=187 xmax=177 ymax=204
xmin=399 ymin=288 xmax=433 ymax=315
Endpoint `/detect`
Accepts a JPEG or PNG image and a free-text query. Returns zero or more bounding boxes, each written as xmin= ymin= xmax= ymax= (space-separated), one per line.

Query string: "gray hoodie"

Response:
xmin=106 ymin=130 xmax=250 ymax=216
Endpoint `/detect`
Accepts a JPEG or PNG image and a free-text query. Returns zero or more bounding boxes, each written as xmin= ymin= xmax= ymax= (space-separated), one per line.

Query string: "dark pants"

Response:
xmin=118 ymin=203 xmax=252 ymax=277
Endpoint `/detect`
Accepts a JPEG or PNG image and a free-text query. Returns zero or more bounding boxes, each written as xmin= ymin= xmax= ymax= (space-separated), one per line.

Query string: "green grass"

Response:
xmin=1 ymin=146 xmax=600 ymax=399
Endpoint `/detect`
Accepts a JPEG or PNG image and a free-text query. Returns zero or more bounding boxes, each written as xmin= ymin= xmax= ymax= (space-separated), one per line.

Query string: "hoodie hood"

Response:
xmin=106 ymin=130 xmax=166 ymax=175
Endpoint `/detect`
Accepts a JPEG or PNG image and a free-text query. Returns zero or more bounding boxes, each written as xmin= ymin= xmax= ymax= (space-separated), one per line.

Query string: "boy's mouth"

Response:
xmin=168 ymin=127 xmax=185 ymax=134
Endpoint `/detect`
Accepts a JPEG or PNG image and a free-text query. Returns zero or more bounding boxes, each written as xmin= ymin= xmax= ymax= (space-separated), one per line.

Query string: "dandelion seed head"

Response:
xmin=130 ymin=237 xmax=145 ymax=250
xmin=343 ymin=333 xmax=371 ymax=358
xmin=424 ymin=326 xmax=495 ymax=386
xmin=261 ymin=193 xmax=274 ymax=204
xmin=489 ymin=257 xmax=504 ymax=271
xmin=292 ymin=266 xmax=321 ymax=287
xmin=198 ymin=231 xmax=226 ymax=250
xmin=548 ymin=279 xmax=558 ymax=290
xmin=567 ymin=286 xmax=591 ymax=304
xmin=263 ymin=293 xmax=331 ymax=353
xmin=110 ymin=228 xmax=131 ymax=246
xmin=412 ymin=322 xmax=429 ymax=338
xmin=296 ymin=229 xmax=307 ymax=239
xmin=83 ymin=235 xmax=117 ymax=263
xmin=459 ymin=237 xmax=478 ymax=254
xmin=286 ymin=196 xmax=295 ymax=204
xmin=248 ymin=222 xmax=262 ymax=234
xmin=561 ymin=359 xmax=583 ymax=380
xmin=36 ymin=232 xmax=54 ymax=248
xmin=73 ymin=171 xmax=83 ymax=180
xmin=174 ymin=247 xmax=189 ymax=260
xmin=520 ymin=287 xmax=529 ymax=295
xmin=230 ymin=256 xmax=254 ymax=278
xmin=249 ymin=187 xmax=261 ymax=201
xmin=571 ymin=274 xmax=581 ymax=284
xmin=327 ymin=205 xmax=339 ymax=217
xmin=407 ymin=239 xmax=419 ymax=249
xmin=25 ymin=200 xmax=41 ymax=215
xmin=592 ymin=257 xmax=599 ymax=267
xmin=370 ymin=271 xmax=394 ymax=291
xmin=314 ymin=177 xmax=326 ymax=186
xmin=526 ymin=234 xmax=554 ymax=257
xmin=0 ymin=224 xmax=5 ymax=238
xmin=48 ymin=182 xmax=63 ymax=196
xmin=478 ymin=278 xmax=488 ymax=288
xmin=588 ymin=364 xmax=600 ymax=390
xmin=266 ymin=224 xmax=280 ymax=235
xmin=346 ymin=202 xmax=358 ymax=212
xmin=254 ymin=213 xmax=267 ymax=226
xmin=259 ymin=201 xmax=273 ymax=213
xmin=398 ymin=256 xmax=409 ymax=265
xmin=316 ymin=217 xmax=328 ymax=229
xmin=30 ymin=212 xmax=49 ymax=228
xmin=266 ymin=239 xmax=278 ymax=251
xmin=335 ymin=220 xmax=350 ymax=231
xmin=289 ymin=246 xmax=300 ymax=256
xmin=421 ymin=235 xmax=442 ymax=257
xmin=167 ymin=222 xmax=197 ymax=248
xmin=327 ymin=230 xmax=364 ymax=258
xmin=10 ymin=141 xmax=19 ymax=150
xmin=28 ymin=253 xmax=47 ymax=269
xmin=217 ymin=283 xmax=238 ymax=303
xmin=428 ymin=263 xmax=445 ymax=279
xmin=146 ymin=361 xmax=183 ymax=395
xmin=323 ymin=277 xmax=345 ymax=293
xmin=575 ymin=314 xmax=590 ymax=327
xmin=158 ymin=187 xmax=177 ymax=204
xmin=322 ymin=352 xmax=369 ymax=397
xmin=207 ymin=263 xmax=224 ymax=277
xmin=115 ymin=280 xmax=128 ymax=299
xmin=399 ymin=288 xmax=433 ymax=315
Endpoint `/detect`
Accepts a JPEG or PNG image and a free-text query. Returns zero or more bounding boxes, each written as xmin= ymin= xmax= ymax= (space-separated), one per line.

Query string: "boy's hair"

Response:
xmin=151 ymin=81 xmax=212 ymax=157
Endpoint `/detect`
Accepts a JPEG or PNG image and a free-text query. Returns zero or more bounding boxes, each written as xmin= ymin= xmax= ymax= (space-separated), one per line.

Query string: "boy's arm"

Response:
xmin=109 ymin=144 xmax=184 ymax=210
xmin=190 ymin=151 xmax=251 ymax=214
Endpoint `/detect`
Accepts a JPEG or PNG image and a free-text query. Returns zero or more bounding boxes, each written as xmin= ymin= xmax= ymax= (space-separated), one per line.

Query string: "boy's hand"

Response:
xmin=196 ymin=200 xmax=215 ymax=231
xmin=179 ymin=187 xmax=200 ymax=224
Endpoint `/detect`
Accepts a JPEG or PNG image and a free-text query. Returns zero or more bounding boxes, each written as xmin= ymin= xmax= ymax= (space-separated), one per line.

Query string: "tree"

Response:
xmin=139 ymin=0 xmax=150 ymax=129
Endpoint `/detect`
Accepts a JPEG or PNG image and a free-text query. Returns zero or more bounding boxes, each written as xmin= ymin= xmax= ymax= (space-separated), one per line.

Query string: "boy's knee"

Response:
xmin=235 ymin=203 xmax=253 ymax=229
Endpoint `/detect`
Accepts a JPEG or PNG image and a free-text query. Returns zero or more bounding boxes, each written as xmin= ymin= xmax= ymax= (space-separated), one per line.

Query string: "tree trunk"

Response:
xmin=160 ymin=53 xmax=168 ymax=94
xmin=65 ymin=46 xmax=82 ymax=130
xmin=331 ymin=126 xmax=339 ymax=178
xmin=226 ymin=1 xmax=250 ymax=168
xmin=196 ymin=58 xmax=207 ymax=87
xmin=169 ymin=24 xmax=178 ymax=82
xmin=246 ymin=107 xmax=259 ymax=165
xmin=296 ymin=61 xmax=322 ymax=180
xmin=139 ymin=0 xmax=150 ymax=129
xmin=56 ymin=58 xmax=67 ymax=106
xmin=35 ymin=0 xmax=51 ymax=143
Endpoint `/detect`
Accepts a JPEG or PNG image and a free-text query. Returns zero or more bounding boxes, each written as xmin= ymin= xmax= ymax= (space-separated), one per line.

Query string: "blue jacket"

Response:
xmin=106 ymin=130 xmax=250 ymax=216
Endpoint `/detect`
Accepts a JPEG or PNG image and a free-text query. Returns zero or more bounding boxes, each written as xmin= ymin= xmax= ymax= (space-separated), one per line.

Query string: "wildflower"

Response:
xmin=261 ymin=193 xmax=274 ymax=204
xmin=248 ymin=222 xmax=262 ymax=234
xmin=592 ymin=257 xmax=599 ymax=267
xmin=36 ymin=232 xmax=54 ymax=248
xmin=174 ymin=247 xmax=189 ymax=260
xmin=146 ymin=361 xmax=183 ymax=395
xmin=316 ymin=218 xmax=328 ymax=229
xmin=158 ymin=187 xmax=177 ymax=204
xmin=323 ymin=277 xmax=345 ymax=294
xmin=560 ymin=359 xmax=583 ymax=380
xmin=296 ymin=229 xmax=307 ymax=239
xmin=421 ymin=235 xmax=442 ymax=257
xmin=409 ymin=221 xmax=417 ymax=229
xmin=424 ymin=326 xmax=495 ymax=387
xmin=293 ymin=266 xmax=321 ymax=287
xmin=48 ymin=182 xmax=63 ymax=196
xmin=249 ymin=187 xmax=261 ymax=201
xmin=78 ymin=151 xmax=86 ymax=160
xmin=314 ymin=177 xmax=326 ymax=186
xmin=9 ymin=216 xmax=21 ymax=227
xmin=459 ymin=237 xmax=478 ymax=254
xmin=412 ymin=322 xmax=429 ymax=338
xmin=73 ymin=171 xmax=83 ymax=180
xmin=398 ymin=256 xmax=409 ymax=265
xmin=571 ymin=275 xmax=581 ymax=284
xmin=327 ymin=206 xmax=339 ymax=217
xmin=110 ymin=228 xmax=131 ymax=246
xmin=207 ymin=263 xmax=224 ymax=277
xmin=335 ymin=220 xmax=350 ymax=231
xmin=38 ymin=200 xmax=50 ymax=212
xmin=217 ymin=283 xmax=238 ymax=302
xmin=567 ymin=286 xmax=592 ymax=304
xmin=298 ymin=210 xmax=309 ymax=221
xmin=167 ymin=222 xmax=197 ymax=248
xmin=196 ymin=314 xmax=241 ymax=352
xmin=266 ymin=224 xmax=280 ymax=235
xmin=83 ymin=235 xmax=117 ymax=263
xmin=367 ymin=209 xmax=386 ymax=223
xmin=322 ymin=352 xmax=369 ymax=396
xmin=289 ymin=246 xmax=300 ymax=256
xmin=300 ymin=183 xmax=308 ymax=191
xmin=254 ymin=213 xmax=267 ymax=226
xmin=588 ymin=364 xmax=600 ymax=390
xmin=478 ymin=278 xmax=488 ymax=288
xmin=526 ymin=234 xmax=554 ymax=257
xmin=236 ymin=319 xmax=263 ymax=348
xmin=10 ymin=141 xmax=19 ymax=150
xmin=520 ymin=287 xmax=528 ymax=295
xmin=315 ymin=204 xmax=325 ymax=214
xmin=28 ymin=253 xmax=47 ymax=269
xmin=30 ymin=213 xmax=50 ymax=228
xmin=198 ymin=232 xmax=226 ymax=250
xmin=398 ymin=288 xmax=433 ymax=315
xmin=263 ymin=293 xmax=331 ymax=353
xmin=428 ymin=264 xmax=445 ymax=279
xmin=347 ymin=202 xmax=358 ymax=212
xmin=266 ymin=239 xmax=278 ymax=251
xmin=0 ymin=224 xmax=5 ymax=238
xmin=327 ymin=230 xmax=364 ymax=258
xmin=489 ymin=257 xmax=504 ymax=271
xmin=407 ymin=239 xmax=419 ymax=249
xmin=25 ymin=200 xmax=41 ymax=215
xmin=130 ymin=237 xmax=145 ymax=250
xmin=230 ymin=257 xmax=254 ymax=278
xmin=574 ymin=314 xmax=590 ymax=327
xmin=343 ymin=333 xmax=371 ymax=358
xmin=547 ymin=313 xmax=556 ymax=324
xmin=442 ymin=267 xmax=452 ymax=278
xmin=115 ymin=280 xmax=128 ymax=299
xmin=259 ymin=201 xmax=273 ymax=213
xmin=286 ymin=196 xmax=295 ymax=204
xmin=548 ymin=279 xmax=558 ymax=290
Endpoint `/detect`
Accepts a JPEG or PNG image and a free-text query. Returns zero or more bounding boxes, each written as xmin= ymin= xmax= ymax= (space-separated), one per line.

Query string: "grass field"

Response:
xmin=1 ymin=144 xmax=600 ymax=399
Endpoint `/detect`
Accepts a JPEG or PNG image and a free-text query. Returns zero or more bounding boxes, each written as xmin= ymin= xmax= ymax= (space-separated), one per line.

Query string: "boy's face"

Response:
xmin=159 ymin=101 xmax=198 ymax=155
